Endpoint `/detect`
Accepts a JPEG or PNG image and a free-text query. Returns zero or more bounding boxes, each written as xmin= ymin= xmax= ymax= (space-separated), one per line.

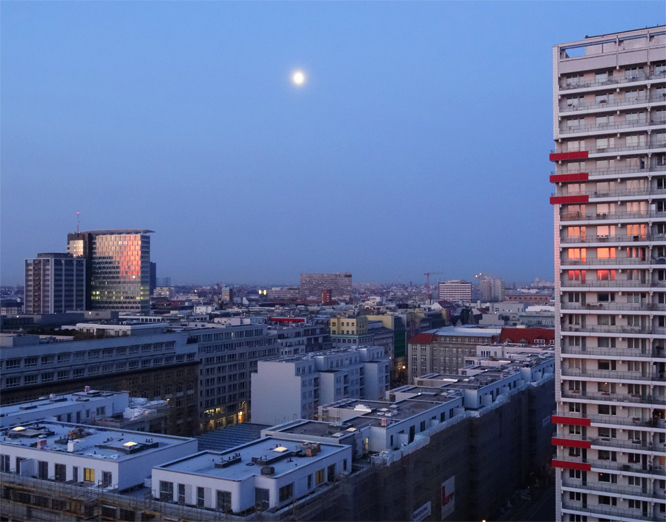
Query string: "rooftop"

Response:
xmin=0 ymin=421 xmax=194 ymax=462
xmin=0 ymin=390 xmax=127 ymax=425
xmin=157 ymin=437 xmax=348 ymax=480
xmin=323 ymin=396 xmax=461 ymax=424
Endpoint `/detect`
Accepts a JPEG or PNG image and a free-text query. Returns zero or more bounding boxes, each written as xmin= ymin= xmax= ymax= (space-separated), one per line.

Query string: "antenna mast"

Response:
xmin=76 ymin=211 xmax=80 ymax=233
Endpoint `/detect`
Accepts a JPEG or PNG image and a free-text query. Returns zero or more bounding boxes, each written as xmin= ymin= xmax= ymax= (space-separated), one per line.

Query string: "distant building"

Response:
xmin=149 ymin=262 xmax=157 ymax=295
xmin=437 ymin=280 xmax=472 ymax=302
xmin=329 ymin=315 xmax=394 ymax=359
xmin=265 ymin=287 xmax=300 ymax=301
xmin=505 ymin=293 xmax=551 ymax=305
xmin=251 ymin=346 xmax=390 ymax=425
xmin=408 ymin=326 xmax=501 ymax=378
xmin=268 ymin=321 xmax=331 ymax=356
xmin=478 ymin=276 xmax=505 ymax=302
xmin=321 ymin=288 xmax=332 ymax=303
xmin=24 ymin=253 xmax=86 ymax=314
xmin=220 ymin=287 xmax=235 ymax=303
xmin=300 ymin=273 xmax=352 ymax=301
xmin=67 ymin=230 xmax=153 ymax=314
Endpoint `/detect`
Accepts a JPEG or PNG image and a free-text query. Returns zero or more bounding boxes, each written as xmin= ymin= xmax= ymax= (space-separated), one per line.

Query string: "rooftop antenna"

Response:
xmin=76 ymin=211 xmax=80 ymax=233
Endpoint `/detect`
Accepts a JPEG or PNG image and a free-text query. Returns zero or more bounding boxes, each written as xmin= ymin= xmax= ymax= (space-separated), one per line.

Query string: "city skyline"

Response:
xmin=2 ymin=2 xmax=664 ymax=285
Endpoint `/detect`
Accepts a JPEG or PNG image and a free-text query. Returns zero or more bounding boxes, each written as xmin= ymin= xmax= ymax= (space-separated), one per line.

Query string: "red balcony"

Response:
xmin=552 ymin=460 xmax=592 ymax=472
xmin=551 ymin=415 xmax=591 ymax=426
xmin=550 ymin=172 xmax=589 ymax=183
xmin=550 ymin=195 xmax=590 ymax=205
xmin=550 ymin=151 xmax=589 ymax=161
xmin=552 ymin=437 xmax=591 ymax=449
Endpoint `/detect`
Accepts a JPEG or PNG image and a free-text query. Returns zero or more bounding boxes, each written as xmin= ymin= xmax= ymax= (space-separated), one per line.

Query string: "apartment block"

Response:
xmin=299 ymin=273 xmax=352 ymax=301
xmin=0 ymin=421 xmax=196 ymax=490
xmin=24 ymin=253 xmax=86 ymax=314
xmin=550 ymin=27 xmax=666 ymax=522
xmin=190 ymin=324 xmax=279 ymax=433
xmin=250 ymin=346 xmax=391 ymax=425
xmin=408 ymin=326 xmax=502 ymax=379
xmin=437 ymin=280 xmax=472 ymax=303
xmin=0 ymin=330 xmax=200 ymax=436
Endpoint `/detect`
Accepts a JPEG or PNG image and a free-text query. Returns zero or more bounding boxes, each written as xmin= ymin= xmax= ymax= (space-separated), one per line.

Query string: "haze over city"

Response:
xmin=2 ymin=2 xmax=664 ymax=286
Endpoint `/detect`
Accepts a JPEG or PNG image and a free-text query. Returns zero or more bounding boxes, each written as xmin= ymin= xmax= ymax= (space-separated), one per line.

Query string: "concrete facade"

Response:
xmin=551 ymin=26 xmax=666 ymax=522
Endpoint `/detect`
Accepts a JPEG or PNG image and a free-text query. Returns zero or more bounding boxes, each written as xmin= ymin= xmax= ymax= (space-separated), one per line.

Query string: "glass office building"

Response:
xmin=67 ymin=230 xmax=153 ymax=314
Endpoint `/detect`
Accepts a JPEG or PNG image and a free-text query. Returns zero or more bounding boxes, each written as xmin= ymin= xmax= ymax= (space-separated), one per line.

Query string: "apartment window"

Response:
xmin=5 ymin=377 xmax=21 ymax=388
xmin=178 ymin=484 xmax=185 ymax=505
xmin=84 ymin=468 xmax=95 ymax=483
xmin=596 ymin=248 xmax=615 ymax=259
xmin=598 ymin=496 xmax=617 ymax=506
xmin=597 ymin=270 xmax=616 ymax=281
xmin=315 ymin=469 xmax=325 ymax=485
xmin=598 ymin=405 xmax=617 ymax=416
xmin=255 ymin=488 xmax=269 ymax=511
xmin=279 ymin=483 xmax=294 ymax=503
xmin=38 ymin=460 xmax=48 ymax=479
xmin=54 ymin=463 xmax=66 ymax=482
xmin=102 ymin=471 xmax=112 ymax=488
xmin=197 ymin=487 xmax=205 ymax=508
xmin=160 ymin=481 xmax=174 ymax=502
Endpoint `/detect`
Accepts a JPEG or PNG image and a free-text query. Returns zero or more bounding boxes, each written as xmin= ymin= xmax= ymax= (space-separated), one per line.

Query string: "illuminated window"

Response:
xmin=596 ymin=248 xmax=616 ymax=259
xmin=597 ymin=270 xmax=616 ymax=281
xmin=315 ymin=469 xmax=325 ymax=485
xmin=84 ymin=468 xmax=95 ymax=483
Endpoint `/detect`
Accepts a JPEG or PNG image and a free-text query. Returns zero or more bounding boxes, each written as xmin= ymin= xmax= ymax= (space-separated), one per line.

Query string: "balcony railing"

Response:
xmin=562 ymin=500 xmax=660 ymax=521
xmin=560 ymin=280 xmax=666 ymax=289
xmin=560 ymin=210 xmax=666 ymax=222
xmin=561 ymin=325 xmax=665 ymax=335
xmin=561 ymin=302 xmax=666 ymax=313
xmin=553 ymin=165 xmax=666 ymax=177
xmin=558 ymin=69 xmax=666 ymax=91
xmin=561 ymin=367 xmax=665 ymax=382
xmin=554 ymin=187 xmax=666 ymax=199
xmin=561 ymin=346 xmax=665 ymax=359
xmin=560 ymin=118 xmax=666 ymax=135
xmin=561 ymin=258 xmax=654 ymax=267
xmin=589 ymin=436 xmax=666 ymax=452
xmin=560 ymin=93 xmax=666 ymax=113
xmin=587 ymin=458 xmax=666 ymax=477
xmin=561 ymin=390 xmax=665 ymax=406
xmin=553 ymin=141 xmax=666 ymax=156
xmin=560 ymin=234 xmax=662 ymax=244
xmin=562 ymin=479 xmax=666 ymax=500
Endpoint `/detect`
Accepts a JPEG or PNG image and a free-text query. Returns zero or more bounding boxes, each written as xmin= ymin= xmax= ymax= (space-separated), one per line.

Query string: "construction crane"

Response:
xmin=424 ymin=272 xmax=442 ymax=305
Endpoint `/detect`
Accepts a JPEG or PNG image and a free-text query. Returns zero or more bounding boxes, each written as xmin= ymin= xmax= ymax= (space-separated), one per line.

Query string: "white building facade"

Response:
xmin=250 ymin=346 xmax=391 ymax=426
xmin=550 ymin=27 xmax=666 ymax=522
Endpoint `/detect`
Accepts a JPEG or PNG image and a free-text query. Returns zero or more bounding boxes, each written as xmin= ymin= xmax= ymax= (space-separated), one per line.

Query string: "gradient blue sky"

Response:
xmin=2 ymin=2 xmax=664 ymax=285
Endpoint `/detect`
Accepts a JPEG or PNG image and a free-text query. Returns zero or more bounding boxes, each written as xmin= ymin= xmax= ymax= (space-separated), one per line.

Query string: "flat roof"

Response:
xmin=81 ymin=229 xmax=154 ymax=235
xmin=0 ymin=390 xmax=125 ymax=419
xmin=427 ymin=326 xmax=501 ymax=338
xmin=157 ymin=437 xmax=348 ymax=481
xmin=0 ymin=421 xmax=194 ymax=462
xmin=324 ymin=396 xmax=461 ymax=423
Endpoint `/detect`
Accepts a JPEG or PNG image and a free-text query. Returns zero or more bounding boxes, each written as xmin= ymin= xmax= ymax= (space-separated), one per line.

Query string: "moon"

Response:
xmin=292 ymin=70 xmax=306 ymax=86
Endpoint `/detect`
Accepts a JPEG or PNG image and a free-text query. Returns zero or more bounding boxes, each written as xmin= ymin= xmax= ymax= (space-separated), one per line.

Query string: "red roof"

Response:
xmin=409 ymin=333 xmax=437 ymax=344
xmin=500 ymin=327 xmax=554 ymax=345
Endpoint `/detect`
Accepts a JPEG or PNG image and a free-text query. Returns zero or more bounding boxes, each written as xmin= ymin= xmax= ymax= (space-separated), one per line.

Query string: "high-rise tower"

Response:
xmin=550 ymin=27 xmax=666 ymax=521
xmin=24 ymin=253 xmax=86 ymax=314
xmin=67 ymin=230 xmax=153 ymax=314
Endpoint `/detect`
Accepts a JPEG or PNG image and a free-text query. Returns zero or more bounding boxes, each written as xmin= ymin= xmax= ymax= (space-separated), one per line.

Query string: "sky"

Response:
xmin=2 ymin=2 xmax=664 ymax=286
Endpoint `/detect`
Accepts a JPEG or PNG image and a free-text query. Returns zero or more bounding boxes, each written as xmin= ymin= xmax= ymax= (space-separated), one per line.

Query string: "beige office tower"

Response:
xmin=550 ymin=27 xmax=666 ymax=522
